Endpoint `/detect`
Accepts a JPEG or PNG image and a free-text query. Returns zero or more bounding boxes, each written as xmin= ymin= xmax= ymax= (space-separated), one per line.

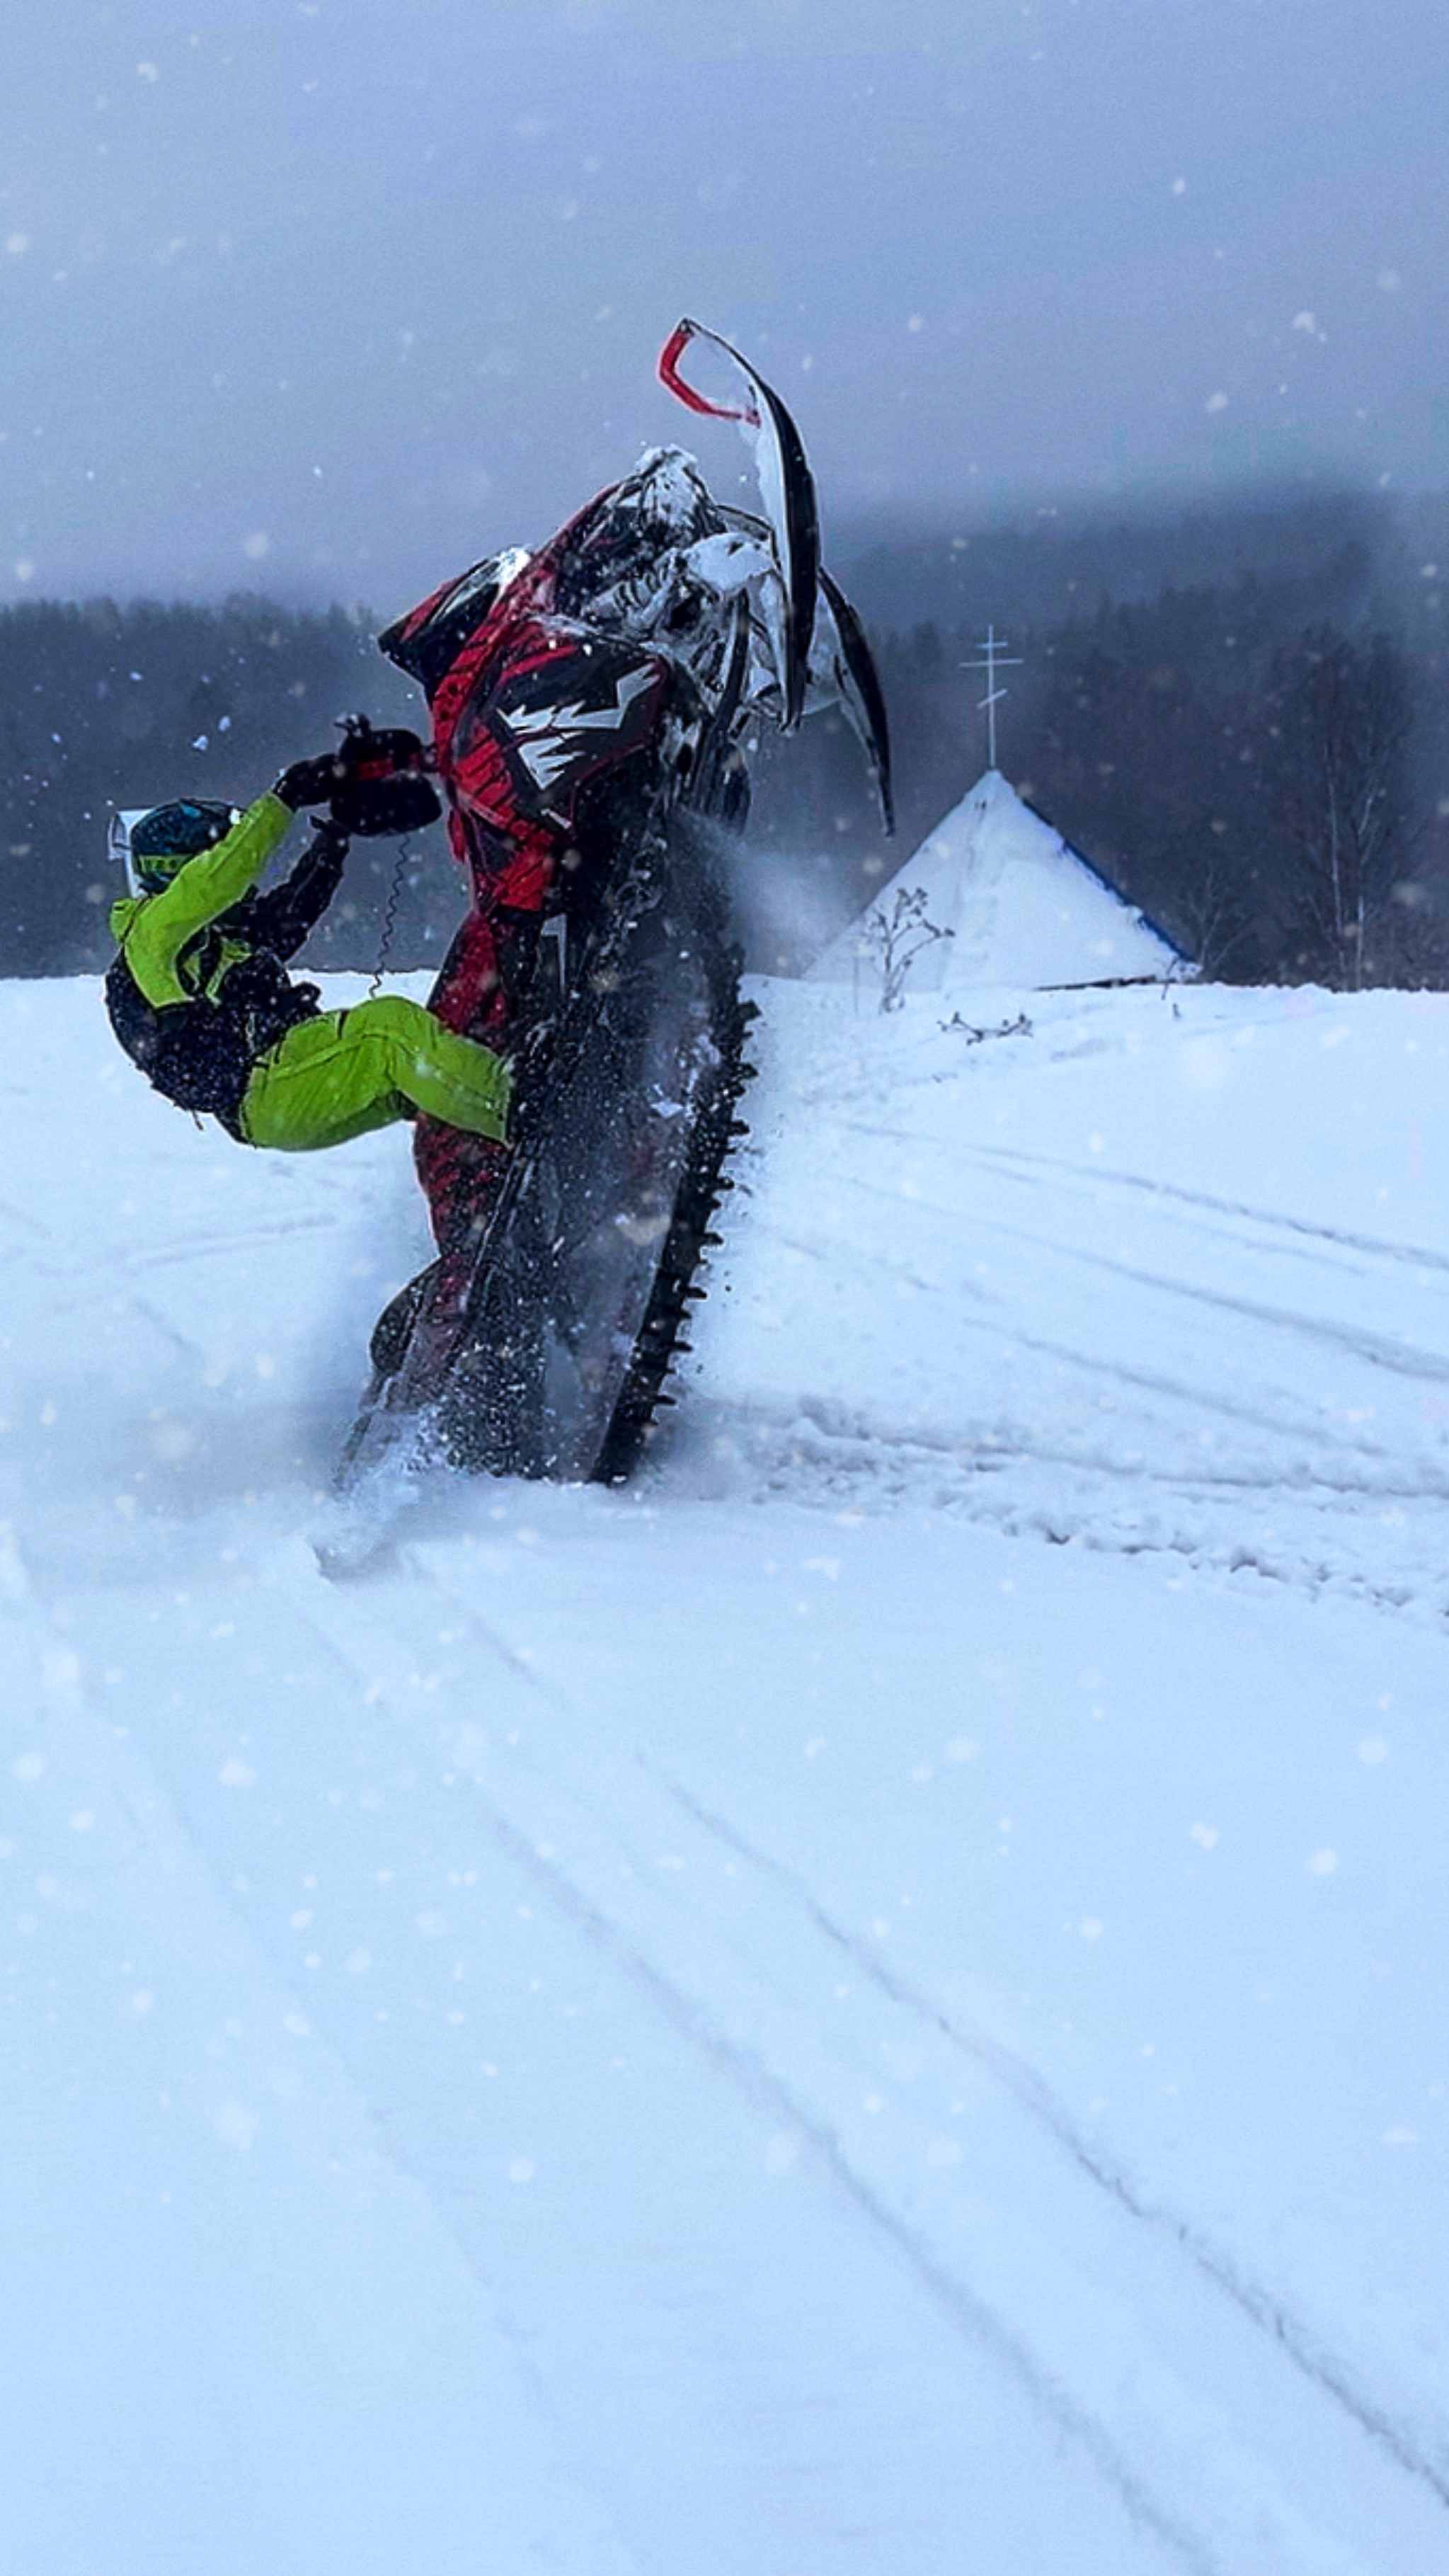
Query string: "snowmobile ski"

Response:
xmin=816 ymin=567 xmax=895 ymax=836
xmin=658 ymin=317 xmax=820 ymax=731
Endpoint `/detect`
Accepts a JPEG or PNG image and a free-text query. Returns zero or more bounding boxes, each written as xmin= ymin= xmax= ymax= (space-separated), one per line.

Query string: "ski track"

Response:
xmin=19 ymin=1491 xmax=1449 ymax=2573
xmin=41 ymin=1536 xmax=1182 ymax=2576
xmin=687 ymin=990 xmax=1449 ymax=1622
xmin=828 ymin=1161 xmax=1449 ymax=1402
xmin=687 ymin=1390 xmax=1449 ymax=1625
xmin=830 ymin=1126 xmax=1449 ymax=1278
xmin=0 ymin=1530 xmax=645 ymax=2576
xmin=962 ymin=1140 xmax=1449 ymax=1280
xmin=657 ymin=1773 xmax=1449 ymax=2514
xmin=915 ymin=1201 xmax=1449 ymax=1393
xmin=273 ymin=1541 xmax=1449 ymax=2574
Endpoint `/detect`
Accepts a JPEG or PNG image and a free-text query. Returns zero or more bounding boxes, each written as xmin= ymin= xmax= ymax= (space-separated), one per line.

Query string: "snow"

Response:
xmin=4 ymin=963 xmax=1449 ymax=2572
xmin=810 ymin=769 xmax=1184 ymax=992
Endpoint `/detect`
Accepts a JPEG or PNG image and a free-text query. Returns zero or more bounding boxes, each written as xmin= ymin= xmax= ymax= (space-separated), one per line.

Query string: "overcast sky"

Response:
xmin=2 ymin=0 xmax=1445 ymax=612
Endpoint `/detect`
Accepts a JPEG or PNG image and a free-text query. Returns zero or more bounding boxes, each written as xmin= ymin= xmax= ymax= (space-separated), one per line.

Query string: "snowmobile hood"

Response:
xmin=379 ymin=548 xmax=532 ymax=697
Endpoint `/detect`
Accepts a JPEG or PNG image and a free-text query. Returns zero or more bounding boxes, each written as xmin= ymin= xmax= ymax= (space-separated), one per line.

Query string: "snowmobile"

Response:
xmin=336 ymin=320 xmax=892 ymax=1494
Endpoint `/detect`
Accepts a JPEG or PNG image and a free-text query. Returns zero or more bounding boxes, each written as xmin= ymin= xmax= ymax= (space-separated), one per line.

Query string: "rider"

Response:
xmin=105 ymin=754 xmax=511 ymax=1153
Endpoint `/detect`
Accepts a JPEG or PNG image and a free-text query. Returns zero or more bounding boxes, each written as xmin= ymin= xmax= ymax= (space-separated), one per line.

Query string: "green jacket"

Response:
xmin=104 ymin=795 xmax=344 ymax=1131
xmin=108 ymin=793 xmax=294 ymax=1006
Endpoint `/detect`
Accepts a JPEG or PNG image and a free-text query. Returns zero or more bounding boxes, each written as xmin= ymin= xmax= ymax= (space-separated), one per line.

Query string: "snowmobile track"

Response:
xmin=593 ymin=970 xmax=757 ymax=1484
xmin=338 ymin=820 xmax=752 ymax=1494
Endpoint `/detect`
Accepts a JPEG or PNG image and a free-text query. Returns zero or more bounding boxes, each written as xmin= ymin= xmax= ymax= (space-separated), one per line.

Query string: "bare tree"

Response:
xmin=1162 ymin=819 xmax=1257 ymax=980
xmin=1266 ymin=629 xmax=1412 ymax=988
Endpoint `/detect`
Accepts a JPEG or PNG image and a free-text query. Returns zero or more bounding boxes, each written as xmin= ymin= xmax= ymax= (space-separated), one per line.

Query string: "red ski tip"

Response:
xmin=658 ymin=318 xmax=757 ymax=425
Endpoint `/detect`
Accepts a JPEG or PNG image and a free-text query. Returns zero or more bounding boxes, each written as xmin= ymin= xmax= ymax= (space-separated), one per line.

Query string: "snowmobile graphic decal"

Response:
xmin=460 ymin=642 xmax=671 ymax=827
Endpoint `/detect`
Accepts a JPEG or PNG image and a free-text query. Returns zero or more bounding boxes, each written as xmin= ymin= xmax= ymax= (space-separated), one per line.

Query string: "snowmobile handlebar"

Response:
xmin=276 ymin=715 xmax=442 ymax=840
xmin=329 ymin=714 xmax=443 ymax=838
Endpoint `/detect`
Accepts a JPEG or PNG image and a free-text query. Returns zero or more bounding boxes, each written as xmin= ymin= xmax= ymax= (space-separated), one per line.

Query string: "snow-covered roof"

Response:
xmin=809 ymin=769 xmax=1184 ymax=992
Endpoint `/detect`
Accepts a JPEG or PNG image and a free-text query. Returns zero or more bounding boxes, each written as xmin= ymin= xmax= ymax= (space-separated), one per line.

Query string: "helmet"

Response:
xmin=125 ymin=799 xmax=239 ymax=895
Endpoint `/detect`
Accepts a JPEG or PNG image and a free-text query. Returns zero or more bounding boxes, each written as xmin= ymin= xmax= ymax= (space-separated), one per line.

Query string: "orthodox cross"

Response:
xmin=961 ymin=625 xmax=1024 ymax=770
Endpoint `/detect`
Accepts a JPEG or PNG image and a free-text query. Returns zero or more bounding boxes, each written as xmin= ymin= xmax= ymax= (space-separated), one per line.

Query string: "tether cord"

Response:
xmin=367 ymin=835 xmax=413 ymax=1000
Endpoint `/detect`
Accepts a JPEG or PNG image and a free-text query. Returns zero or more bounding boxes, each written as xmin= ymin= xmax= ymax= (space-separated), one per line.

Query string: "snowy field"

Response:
xmin=4 ymin=964 xmax=1449 ymax=2575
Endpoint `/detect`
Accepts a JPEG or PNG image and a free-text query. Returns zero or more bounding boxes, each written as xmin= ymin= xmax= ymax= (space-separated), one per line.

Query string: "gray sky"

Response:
xmin=3 ymin=0 xmax=1445 ymax=613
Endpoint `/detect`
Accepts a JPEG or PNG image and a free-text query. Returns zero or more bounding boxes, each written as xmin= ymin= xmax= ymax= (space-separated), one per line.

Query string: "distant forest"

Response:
xmin=746 ymin=486 xmax=1449 ymax=987
xmin=4 ymin=483 xmax=1449 ymax=988
xmin=0 ymin=597 xmax=457 ymax=981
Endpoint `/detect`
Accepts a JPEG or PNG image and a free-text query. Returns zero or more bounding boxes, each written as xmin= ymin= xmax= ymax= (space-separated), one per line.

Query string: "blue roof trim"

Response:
xmin=1016 ymin=794 xmax=1189 ymax=961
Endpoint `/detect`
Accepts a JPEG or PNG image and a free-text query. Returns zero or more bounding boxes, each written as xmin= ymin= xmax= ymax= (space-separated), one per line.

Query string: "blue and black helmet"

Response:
xmin=128 ymin=798 xmax=239 ymax=894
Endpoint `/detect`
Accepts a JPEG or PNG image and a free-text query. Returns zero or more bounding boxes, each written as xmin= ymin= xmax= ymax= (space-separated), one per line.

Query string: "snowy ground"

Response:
xmin=4 ymin=966 xmax=1449 ymax=2575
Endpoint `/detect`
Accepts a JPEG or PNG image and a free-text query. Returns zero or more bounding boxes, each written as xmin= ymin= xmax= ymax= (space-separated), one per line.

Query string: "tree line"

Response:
xmin=0 ymin=594 xmax=457 ymax=980
xmin=3 ymin=494 xmax=1448 ymax=990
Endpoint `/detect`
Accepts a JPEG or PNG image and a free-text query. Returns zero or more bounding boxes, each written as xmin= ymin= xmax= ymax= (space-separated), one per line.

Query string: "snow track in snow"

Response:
xmin=660 ymin=1773 xmax=1449 ymax=2516
xmin=970 ymin=1138 xmax=1449 ymax=1280
xmin=680 ymin=978 xmax=1449 ymax=1622
xmin=278 ymin=1542 xmax=1446 ymax=2575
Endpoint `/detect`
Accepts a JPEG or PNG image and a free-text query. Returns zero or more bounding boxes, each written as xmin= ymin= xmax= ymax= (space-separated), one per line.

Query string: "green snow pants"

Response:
xmin=239 ymin=996 xmax=511 ymax=1152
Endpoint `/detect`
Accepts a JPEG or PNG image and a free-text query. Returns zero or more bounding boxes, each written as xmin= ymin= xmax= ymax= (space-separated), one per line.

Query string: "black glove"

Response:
xmin=273 ymin=752 xmax=348 ymax=811
xmin=330 ymin=766 xmax=442 ymax=838
xmin=328 ymin=715 xmax=442 ymax=838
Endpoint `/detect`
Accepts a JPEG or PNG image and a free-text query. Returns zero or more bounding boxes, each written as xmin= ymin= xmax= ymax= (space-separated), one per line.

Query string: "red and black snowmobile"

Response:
xmin=336 ymin=320 xmax=891 ymax=1491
